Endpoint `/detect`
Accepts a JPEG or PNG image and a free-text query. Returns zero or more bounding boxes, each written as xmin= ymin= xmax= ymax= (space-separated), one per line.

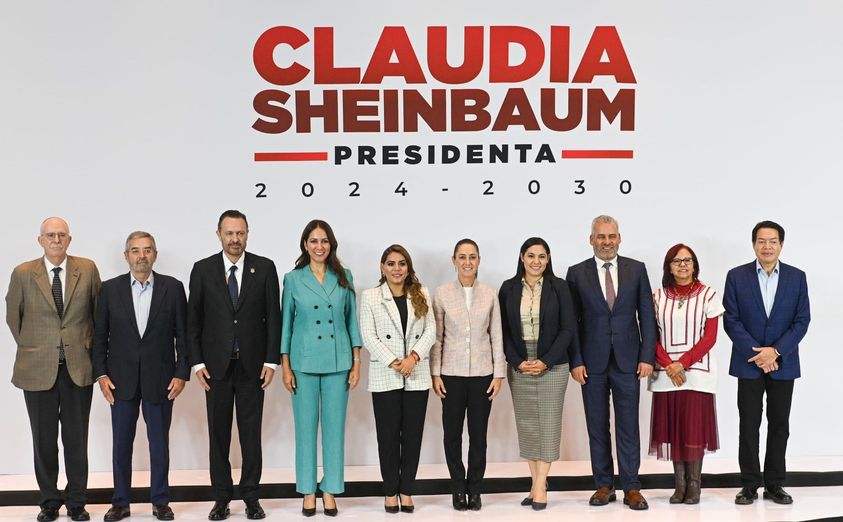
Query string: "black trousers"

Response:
xmin=23 ymin=364 xmax=93 ymax=509
xmin=440 ymin=375 xmax=493 ymax=495
xmin=737 ymin=375 xmax=795 ymax=488
xmin=205 ymin=358 xmax=265 ymax=502
xmin=371 ymin=389 xmax=429 ymax=496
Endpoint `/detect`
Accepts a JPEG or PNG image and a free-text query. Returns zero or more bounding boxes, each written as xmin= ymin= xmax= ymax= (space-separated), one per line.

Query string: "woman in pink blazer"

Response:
xmin=431 ymin=239 xmax=506 ymax=511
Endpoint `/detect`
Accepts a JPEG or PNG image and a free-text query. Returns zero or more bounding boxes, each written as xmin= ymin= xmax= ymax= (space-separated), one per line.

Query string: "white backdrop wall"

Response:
xmin=1 ymin=1 xmax=840 ymax=476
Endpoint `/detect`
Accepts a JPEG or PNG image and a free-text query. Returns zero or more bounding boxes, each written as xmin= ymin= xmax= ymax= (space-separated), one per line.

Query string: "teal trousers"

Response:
xmin=291 ymin=370 xmax=349 ymax=494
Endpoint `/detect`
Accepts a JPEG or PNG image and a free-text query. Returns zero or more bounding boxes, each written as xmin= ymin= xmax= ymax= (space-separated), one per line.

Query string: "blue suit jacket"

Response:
xmin=723 ymin=261 xmax=810 ymax=380
xmin=280 ymin=266 xmax=362 ymax=374
xmin=565 ymin=256 xmax=657 ymax=374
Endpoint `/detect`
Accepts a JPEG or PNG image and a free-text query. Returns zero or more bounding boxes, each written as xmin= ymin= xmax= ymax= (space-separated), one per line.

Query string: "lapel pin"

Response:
xmin=250 ymin=268 xmax=255 ymax=273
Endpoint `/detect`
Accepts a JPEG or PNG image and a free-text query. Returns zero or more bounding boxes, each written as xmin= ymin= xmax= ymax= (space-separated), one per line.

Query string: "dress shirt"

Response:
xmin=44 ymin=256 xmax=67 ymax=304
xmin=131 ymin=273 xmax=154 ymax=336
xmin=756 ymin=260 xmax=780 ymax=317
xmin=594 ymin=255 xmax=619 ymax=301
xmin=463 ymin=285 xmax=473 ymax=311
xmin=192 ymin=251 xmax=276 ymax=373
xmin=520 ymin=277 xmax=542 ymax=342
xmin=222 ymin=251 xmax=244 ymax=291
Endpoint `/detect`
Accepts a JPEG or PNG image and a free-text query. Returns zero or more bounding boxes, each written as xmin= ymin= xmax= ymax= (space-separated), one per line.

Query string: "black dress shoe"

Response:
xmin=244 ymin=500 xmax=265 ymax=520
xmin=734 ymin=487 xmax=758 ymax=505
xmin=153 ymin=504 xmax=174 ymax=521
xmin=400 ymin=504 xmax=414 ymax=513
xmin=763 ymin=486 xmax=793 ymax=505
xmin=467 ymin=494 xmax=481 ymax=511
xmin=322 ymin=495 xmax=338 ymax=517
xmin=302 ymin=496 xmax=316 ymax=517
xmin=68 ymin=506 xmax=90 ymax=522
xmin=207 ymin=501 xmax=229 ymax=521
xmin=103 ymin=505 xmax=129 ymax=522
xmin=452 ymin=493 xmax=467 ymax=511
xmin=36 ymin=506 xmax=59 ymax=522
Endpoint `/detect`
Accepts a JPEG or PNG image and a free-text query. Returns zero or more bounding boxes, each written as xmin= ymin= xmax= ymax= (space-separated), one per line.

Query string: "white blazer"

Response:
xmin=360 ymin=283 xmax=435 ymax=392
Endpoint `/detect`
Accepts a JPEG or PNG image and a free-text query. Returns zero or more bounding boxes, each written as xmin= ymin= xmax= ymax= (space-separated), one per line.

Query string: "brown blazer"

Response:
xmin=6 ymin=255 xmax=101 ymax=391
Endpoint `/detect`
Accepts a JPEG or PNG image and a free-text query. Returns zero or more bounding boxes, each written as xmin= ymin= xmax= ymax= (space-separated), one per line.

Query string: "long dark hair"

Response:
xmin=661 ymin=243 xmax=700 ymax=289
xmin=378 ymin=244 xmax=428 ymax=319
xmin=295 ymin=220 xmax=352 ymax=290
xmin=513 ymin=237 xmax=555 ymax=279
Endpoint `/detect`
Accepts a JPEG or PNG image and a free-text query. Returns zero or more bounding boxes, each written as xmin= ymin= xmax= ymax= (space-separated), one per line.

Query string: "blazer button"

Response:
xmin=318 ymin=335 xmax=322 ymax=340
xmin=415 ymin=334 xmax=419 ymax=339
xmin=386 ymin=335 xmax=391 ymax=339
xmin=316 ymin=320 xmax=321 ymax=324
xmin=330 ymin=335 xmax=334 ymax=339
xmin=314 ymin=305 xmax=319 ymax=309
xmin=328 ymin=304 xmax=333 ymax=308
xmin=234 ymin=320 xmax=238 ymax=324
xmin=329 ymin=320 xmax=333 ymax=324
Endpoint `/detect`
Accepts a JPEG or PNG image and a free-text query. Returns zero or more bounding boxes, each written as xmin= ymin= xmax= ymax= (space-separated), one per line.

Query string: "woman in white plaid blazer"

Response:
xmin=359 ymin=244 xmax=435 ymax=514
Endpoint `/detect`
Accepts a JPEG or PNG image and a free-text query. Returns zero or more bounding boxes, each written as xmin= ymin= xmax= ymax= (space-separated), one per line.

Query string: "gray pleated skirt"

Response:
xmin=507 ymin=340 xmax=569 ymax=461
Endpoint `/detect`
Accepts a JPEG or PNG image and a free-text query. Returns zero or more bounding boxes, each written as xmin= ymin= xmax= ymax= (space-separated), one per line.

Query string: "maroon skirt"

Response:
xmin=649 ymin=390 xmax=719 ymax=461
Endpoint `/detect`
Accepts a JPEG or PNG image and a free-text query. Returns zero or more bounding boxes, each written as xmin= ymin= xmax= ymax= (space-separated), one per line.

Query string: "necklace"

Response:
xmin=674 ymin=282 xmax=695 ymax=309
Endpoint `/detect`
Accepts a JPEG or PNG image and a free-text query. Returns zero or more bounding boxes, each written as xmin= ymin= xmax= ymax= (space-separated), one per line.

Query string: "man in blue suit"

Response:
xmin=724 ymin=220 xmax=810 ymax=506
xmin=566 ymin=215 xmax=657 ymax=511
xmin=93 ymin=231 xmax=188 ymax=521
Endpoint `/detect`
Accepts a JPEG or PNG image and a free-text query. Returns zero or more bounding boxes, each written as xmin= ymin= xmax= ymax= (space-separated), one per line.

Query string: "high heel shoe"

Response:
xmin=301 ymin=495 xmax=316 ymax=517
xmin=399 ymin=494 xmax=415 ymax=513
xmin=384 ymin=496 xmax=399 ymax=514
xmin=322 ymin=493 xmax=338 ymax=517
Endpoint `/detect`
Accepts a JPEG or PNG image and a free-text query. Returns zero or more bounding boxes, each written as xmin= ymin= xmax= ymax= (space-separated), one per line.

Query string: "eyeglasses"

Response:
xmin=42 ymin=232 xmax=69 ymax=240
xmin=670 ymin=258 xmax=694 ymax=266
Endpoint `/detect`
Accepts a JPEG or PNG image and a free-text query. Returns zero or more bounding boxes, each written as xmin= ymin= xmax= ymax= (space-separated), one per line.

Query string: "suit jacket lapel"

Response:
xmin=322 ymin=269 xmax=339 ymax=298
xmin=746 ymin=262 xmax=767 ymax=316
xmin=118 ymin=274 xmax=141 ymax=338
xmin=146 ymin=272 xmax=166 ymax=331
xmin=214 ymin=253 xmax=236 ymax=314
xmin=614 ymin=257 xmax=630 ymax=307
xmin=63 ymin=256 xmax=81 ymax=311
xmin=507 ymin=281 xmax=525 ymax=340
xmin=33 ymin=260 xmax=57 ymax=313
xmin=380 ymin=284 xmax=404 ymax=337
xmin=237 ymin=254 xmax=254 ymax=311
xmin=585 ymin=260 xmax=611 ymax=312
xmin=768 ymin=264 xmax=789 ymax=319
xmin=538 ymin=277 xmax=552 ymax=341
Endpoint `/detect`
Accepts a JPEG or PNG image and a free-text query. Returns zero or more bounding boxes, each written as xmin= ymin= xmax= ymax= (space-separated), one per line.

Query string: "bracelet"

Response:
xmin=353 ymin=357 xmax=361 ymax=362
xmin=410 ymin=352 xmax=420 ymax=362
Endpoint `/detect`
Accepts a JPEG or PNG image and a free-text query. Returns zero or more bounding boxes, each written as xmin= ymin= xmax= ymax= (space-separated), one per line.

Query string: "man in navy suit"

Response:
xmin=724 ymin=221 xmax=810 ymax=506
xmin=93 ymin=231 xmax=188 ymax=521
xmin=566 ymin=215 xmax=656 ymax=511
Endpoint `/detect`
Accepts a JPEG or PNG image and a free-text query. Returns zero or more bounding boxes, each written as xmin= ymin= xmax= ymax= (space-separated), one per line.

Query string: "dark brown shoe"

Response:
xmin=152 ymin=504 xmax=174 ymax=521
xmin=669 ymin=461 xmax=686 ymax=504
xmin=623 ymin=490 xmax=649 ymax=510
xmin=684 ymin=460 xmax=702 ymax=504
xmin=589 ymin=487 xmax=617 ymax=506
xmin=36 ymin=507 xmax=59 ymax=522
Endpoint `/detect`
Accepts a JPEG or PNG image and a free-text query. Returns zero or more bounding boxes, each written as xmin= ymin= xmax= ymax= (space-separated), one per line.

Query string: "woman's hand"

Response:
xmin=281 ymin=359 xmax=296 ymax=393
xmin=348 ymin=359 xmax=361 ymax=390
xmin=486 ymin=377 xmax=503 ymax=400
xmin=432 ymin=375 xmax=447 ymax=398
xmin=665 ymin=362 xmax=685 ymax=387
xmin=394 ymin=356 xmax=417 ymax=377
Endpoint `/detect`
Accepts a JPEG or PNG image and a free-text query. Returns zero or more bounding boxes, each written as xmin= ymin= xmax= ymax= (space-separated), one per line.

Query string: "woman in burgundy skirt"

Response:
xmin=648 ymin=243 xmax=724 ymax=504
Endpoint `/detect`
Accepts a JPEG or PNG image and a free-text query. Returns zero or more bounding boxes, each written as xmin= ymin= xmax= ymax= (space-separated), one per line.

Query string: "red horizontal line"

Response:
xmin=561 ymin=149 xmax=633 ymax=159
xmin=254 ymin=152 xmax=328 ymax=162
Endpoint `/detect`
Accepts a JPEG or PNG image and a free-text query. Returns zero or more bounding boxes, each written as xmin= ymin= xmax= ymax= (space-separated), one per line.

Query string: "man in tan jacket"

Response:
xmin=6 ymin=217 xmax=101 ymax=522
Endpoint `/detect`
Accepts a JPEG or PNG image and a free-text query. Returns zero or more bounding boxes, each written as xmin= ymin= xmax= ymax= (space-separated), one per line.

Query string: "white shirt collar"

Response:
xmin=222 ymin=251 xmax=245 ymax=273
xmin=131 ymin=272 xmax=154 ymax=288
xmin=44 ymin=256 xmax=67 ymax=274
xmin=594 ymin=255 xmax=618 ymax=269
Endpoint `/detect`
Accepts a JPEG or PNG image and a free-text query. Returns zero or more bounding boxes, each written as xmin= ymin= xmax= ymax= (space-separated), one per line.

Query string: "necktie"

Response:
xmin=603 ymin=262 xmax=616 ymax=310
xmin=228 ymin=266 xmax=239 ymax=309
xmin=52 ymin=267 xmax=66 ymax=362
xmin=228 ymin=266 xmax=239 ymax=354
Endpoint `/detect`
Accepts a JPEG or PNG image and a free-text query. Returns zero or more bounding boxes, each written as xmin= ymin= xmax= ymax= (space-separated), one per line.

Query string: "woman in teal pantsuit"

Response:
xmin=281 ymin=219 xmax=362 ymax=517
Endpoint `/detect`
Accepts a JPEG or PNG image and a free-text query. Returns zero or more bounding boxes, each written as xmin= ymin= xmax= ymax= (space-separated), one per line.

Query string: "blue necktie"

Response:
xmin=229 ymin=266 xmax=239 ymax=354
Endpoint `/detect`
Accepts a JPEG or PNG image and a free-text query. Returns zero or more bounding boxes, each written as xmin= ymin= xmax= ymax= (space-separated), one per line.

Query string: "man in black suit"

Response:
xmin=187 ymin=210 xmax=281 ymax=521
xmin=565 ymin=215 xmax=656 ymax=511
xmin=92 ymin=231 xmax=188 ymax=521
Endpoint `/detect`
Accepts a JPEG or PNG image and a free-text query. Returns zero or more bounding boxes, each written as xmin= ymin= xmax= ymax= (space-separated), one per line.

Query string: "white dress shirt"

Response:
xmin=594 ymin=255 xmax=619 ymax=301
xmin=44 ymin=257 xmax=67 ymax=304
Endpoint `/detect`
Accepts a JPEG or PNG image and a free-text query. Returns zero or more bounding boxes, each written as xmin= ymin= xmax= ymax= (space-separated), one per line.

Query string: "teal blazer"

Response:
xmin=280 ymin=266 xmax=362 ymax=374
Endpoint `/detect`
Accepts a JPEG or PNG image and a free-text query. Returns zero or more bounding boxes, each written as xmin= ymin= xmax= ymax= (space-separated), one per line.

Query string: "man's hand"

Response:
xmin=167 ymin=378 xmax=186 ymax=400
xmin=637 ymin=362 xmax=654 ymax=379
xmin=749 ymin=346 xmax=779 ymax=373
xmin=571 ymin=365 xmax=588 ymax=385
xmin=98 ymin=376 xmax=116 ymax=405
xmin=195 ymin=367 xmax=211 ymax=391
xmin=260 ymin=366 xmax=275 ymax=390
